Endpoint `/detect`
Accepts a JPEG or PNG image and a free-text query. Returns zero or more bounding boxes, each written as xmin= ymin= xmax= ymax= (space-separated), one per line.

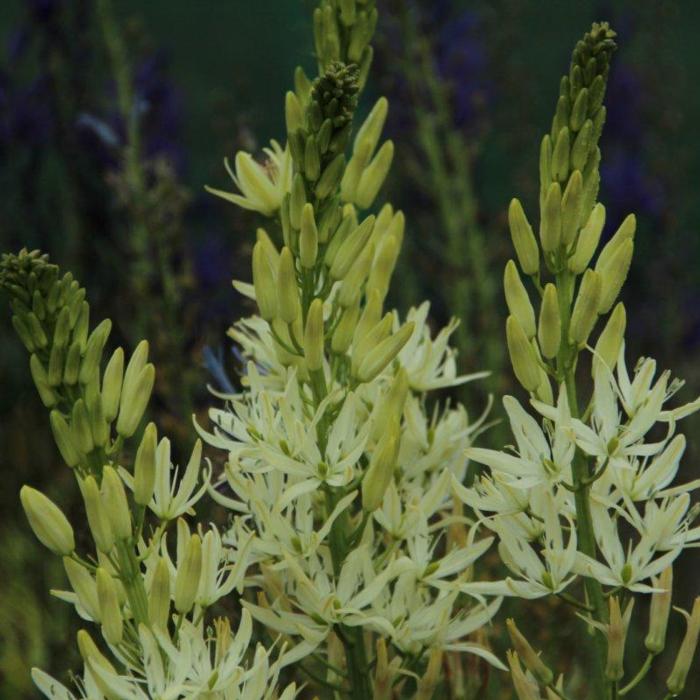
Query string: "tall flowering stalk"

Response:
xmin=458 ymin=23 xmax=700 ymax=699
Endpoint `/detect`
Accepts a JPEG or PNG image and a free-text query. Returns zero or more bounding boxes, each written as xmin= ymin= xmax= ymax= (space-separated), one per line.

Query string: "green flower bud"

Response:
xmin=11 ymin=315 xmax=36 ymax=352
xmin=506 ymin=618 xmax=553 ymax=685
xmin=569 ymin=269 xmax=602 ymax=345
xmin=76 ymin=629 xmax=117 ymax=690
xmin=329 ymin=215 xmax=375 ymax=280
xmin=338 ymin=244 xmax=373 ymax=308
xmin=354 ymin=96 xmax=388 ymax=159
xmin=540 ymin=182 xmax=562 ymax=254
xmin=49 ymin=409 xmax=81 ymax=467
xmin=252 ymin=241 xmax=278 ymax=321
xmin=25 ymin=311 xmax=47 ymax=348
xmin=148 ymin=557 xmax=171 ymax=629
xmin=299 ymin=203 xmax=319 ymax=268
xmin=256 ymin=227 xmax=280 ymax=265
xmin=304 ymin=299 xmax=325 ymax=372
xmin=47 ymin=344 xmax=65 ymax=387
xmin=596 ymin=238 xmax=633 ymax=314
xmin=645 ymin=567 xmax=673 ymax=654
xmin=134 ymin=422 xmax=157 ymax=506
xmin=29 ymin=354 xmax=57 ymax=408
xmin=20 ymin=485 xmax=75 ymax=555
xmin=277 ymin=247 xmax=301 ymax=323
xmin=596 ymin=213 xmax=635 ymax=270
xmin=605 ymin=597 xmax=629 ymax=682
xmin=31 ymin=289 xmax=46 ymax=321
xmin=315 ymin=153 xmax=345 ymax=200
xmin=551 ymin=127 xmax=570 ymax=182
xmin=666 ymin=598 xmax=700 ymax=695
xmin=81 ymin=475 xmax=114 ymax=554
xmin=572 ymin=119 xmax=593 ymax=170
xmin=285 ymin=90 xmax=303 ymax=134
xmin=87 ymin=389 xmax=109 ymax=448
xmin=101 ymin=466 xmax=131 ymax=541
xmin=317 ymin=203 xmax=342 ymax=244
xmin=538 ymin=283 xmax=561 ymax=360
xmin=508 ymin=200 xmax=539 ymax=275
xmin=339 ymin=0 xmax=355 ymax=26
xmin=568 ymin=202 xmax=605 ymax=273
xmin=99 ymin=347 xmax=124 ymax=424
xmin=72 ymin=301 xmax=90 ymax=349
xmin=362 ymin=421 xmax=400 ymax=512
xmin=341 ymin=140 xmax=372 ymax=204
xmin=332 ymin=302 xmax=361 ymax=354
xmin=63 ymin=557 xmax=100 ymax=622
xmin=72 ymin=399 xmax=94 ymax=454
xmin=371 ymin=367 xmax=409 ymax=443
xmin=317 ymin=118 xmax=333 ymax=154
xmin=304 ymin=135 xmax=321 ymax=182
xmin=507 ymin=651 xmax=540 ymax=700
xmin=324 ymin=210 xmax=354 ymax=267
xmin=122 ymin=341 xmax=148 ymax=400
xmin=63 ymin=340 xmax=82 ymax=386
xmin=174 ymin=533 xmax=202 ymax=614
xmin=357 ymin=322 xmax=414 ymax=383
xmin=367 ymin=234 xmax=400 ymax=303
xmin=592 ymin=303 xmax=626 ymax=378
xmin=348 ymin=8 xmax=377 ymax=62
xmin=535 ymin=367 xmax=554 ymax=405
xmin=506 ymin=315 xmax=540 ymax=392
xmin=504 ymin=260 xmax=536 ymax=339
xmin=96 ymin=567 xmax=123 ymax=645
xmin=561 ymin=169 xmax=583 ymax=247
xmin=290 ymin=173 xmax=306 ymax=229
xmin=116 ymin=363 xmax=154 ymax=438
xmin=539 ymin=135 xmax=553 ymax=195
xmin=79 ymin=319 xmax=112 ymax=385
xmin=356 ymin=140 xmax=394 ymax=209
xmin=53 ymin=306 xmax=71 ymax=349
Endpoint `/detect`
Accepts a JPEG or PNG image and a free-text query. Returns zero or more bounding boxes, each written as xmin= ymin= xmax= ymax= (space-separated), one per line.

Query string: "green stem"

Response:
xmin=115 ymin=539 xmax=149 ymax=626
xmin=619 ymin=653 xmax=655 ymax=696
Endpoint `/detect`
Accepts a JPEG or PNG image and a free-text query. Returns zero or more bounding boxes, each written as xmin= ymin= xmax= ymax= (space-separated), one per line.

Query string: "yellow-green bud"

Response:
xmin=96 ymin=567 xmax=123 ymax=645
xmin=354 ymin=96 xmax=388 ymax=158
xmin=596 ymin=238 xmax=633 ymax=314
xmin=592 ymin=303 xmax=626 ymax=378
xmin=252 ymin=241 xmax=278 ymax=320
xmin=50 ymin=409 xmax=81 ymax=467
xmin=87 ymin=388 xmax=109 ymax=448
xmin=256 ymin=227 xmax=280 ymax=264
xmin=122 ymin=341 xmax=149 ymax=404
xmin=76 ymin=628 xmax=118 ymax=698
xmin=561 ymin=169 xmax=583 ymax=247
xmin=569 ymin=202 xmax=605 ymax=273
xmin=539 ymin=135 xmax=552 ymax=194
xmin=116 ymin=363 xmax=155 ymax=438
xmin=299 ymin=203 xmax=319 ymax=268
xmin=148 ymin=557 xmax=171 ymax=629
xmin=506 ymin=315 xmax=540 ymax=392
xmin=508 ymin=199 xmax=540 ymax=275
xmin=63 ymin=340 xmax=82 ymax=385
xmin=20 ymin=485 xmax=75 ymax=555
xmin=329 ymin=215 xmax=375 ymax=280
xmin=81 ymin=475 xmax=114 ymax=554
xmin=666 ymin=597 xmax=700 ymax=695
xmin=353 ymin=312 xmax=393 ymax=373
xmin=535 ymin=367 xmax=554 ymax=405
xmin=506 ymin=618 xmax=553 ymax=685
xmin=357 ymin=322 xmax=414 ymax=383
xmin=507 ymin=651 xmax=540 ymax=700
xmin=304 ymin=299 xmax=325 ymax=372
xmin=569 ymin=269 xmax=601 ymax=345
xmin=101 ymin=347 xmax=124 ymax=423
xmin=605 ymin=597 xmax=628 ymax=681
xmin=64 ymin=557 xmax=100 ymax=621
xmin=101 ymin=466 xmax=131 ymax=541
xmin=47 ymin=344 xmax=64 ymax=387
xmin=174 ymin=533 xmax=202 ymax=614
xmin=645 ymin=567 xmax=673 ymax=654
xmin=25 ymin=311 xmax=47 ymax=348
xmin=315 ymin=153 xmax=345 ymax=200
xmin=371 ymin=367 xmax=408 ymax=442
xmin=540 ymin=182 xmax=562 ymax=254
xmin=324 ymin=211 xmax=354 ymax=268
xmin=53 ymin=305 xmax=71 ymax=348
xmin=551 ymin=126 xmax=570 ymax=182
xmin=367 ymin=234 xmax=400 ymax=303
xmin=285 ymin=90 xmax=303 ymax=134
xmin=355 ymin=288 xmax=383 ymax=346
xmin=29 ymin=354 xmax=57 ymax=408
xmin=504 ymin=260 xmax=536 ymax=339
xmin=294 ymin=65 xmax=312 ymax=104
xmin=289 ymin=173 xmax=306 ymax=229
xmin=277 ymin=247 xmax=301 ymax=323
xmin=597 ymin=213 xmax=636 ymax=271
xmin=332 ymin=302 xmax=360 ymax=354
xmin=362 ymin=420 xmax=400 ymax=511
xmin=79 ymin=319 xmax=111 ymax=385
xmin=538 ymin=283 xmax=561 ymax=360
xmin=72 ymin=302 xmax=90 ymax=349
xmin=12 ymin=315 xmax=36 ymax=352
xmin=341 ymin=140 xmax=372 ymax=204
xmin=304 ymin=135 xmax=321 ymax=181
xmin=134 ymin=422 xmax=157 ymax=506
xmin=415 ymin=647 xmax=443 ymax=700
xmin=72 ymin=398 xmax=94 ymax=454
xmin=339 ymin=243 xmax=374 ymax=308
xmin=356 ymin=140 xmax=394 ymax=209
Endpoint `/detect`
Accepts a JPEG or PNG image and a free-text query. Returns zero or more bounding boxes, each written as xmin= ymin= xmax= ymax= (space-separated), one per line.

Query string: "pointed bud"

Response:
xmin=362 ymin=421 xmax=400 ymax=511
xmin=174 ymin=533 xmax=202 ymax=614
xmin=540 ymin=182 xmax=562 ymax=254
xmin=354 ymin=96 xmax=388 ymax=157
xmin=72 ymin=398 xmax=94 ymax=454
xmin=284 ymin=90 xmax=303 ymax=134
xmin=79 ymin=319 xmax=111 ymax=386
xmin=49 ymin=409 xmax=81 ymax=467
xmin=597 ymin=213 xmax=636 ymax=270
xmin=596 ymin=238 xmax=633 ymax=313
xmin=341 ymin=139 xmax=372 ymax=204
xmin=338 ymin=243 xmax=374 ymax=308
xmin=101 ymin=466 xmax=131 ymax=541
xmin=506 ymin=316 xmax=541 ymax=392
xmin=605 ymin=597 xmax=630 ymax=681
xmin=592 ymin=303 xmax=626 ymax=378
xmin=551 ymin=127 xmax=570 ymax=182
xmin=666 ymin=598 xmax=700 ymax=695
xmin=134 ymin=422 xmax=157 ymax=506
xmin=645 ymin=567 xmax=673 ymax=654
xmin=63 ymin=340 xmax=82 ymax=386
xmin=539 ymin=135 xmax=552 ymax=192
xmin=315 ymin=154 xmax=346 ymax=200
xmin=20 ymin=485 xmax=75 ymax=555
xmin=81 ymin=475 xmax=114 ymax=554
xmin=96 ymin=567 xmax=123 ymax=645
xmin=304 ymin=299 xmax=325 ymax=372
xmin=148 ymin=557 xmax=171 ymax=629
xmin=371 ymin=368 xmax=409 ymax=443
xmin=507 ymin=651 xmax=540 ymax=700
xmin=116 ymin=363 xmax=155 ymax=437
xmin=277 ymin=247 xmax=301 ymax=323
xmin=304 ymin=135 xmax=321 ymax=181
xmin=299 ymin=203 xmax=319 ymax=268
xmin=507 ymin=618 xmax=553 ymax=685
xmin=29 ymin=354 xmax=57 ymax=408
xmin=569 ymin=269 xmax=601 ymax=345
xmin=76 ymin=629 xmax=117 ymax=688
xmin=415 ymin=648 xmax=443 ymax=700
xmin=87 ymin=388 xmax=109 ymax=448
xmin=64 ymin=558 xmax=100 ymax=621
xmin=289 ymin=173 xmax=306 ymax=229
xmin=561 ymin=169 xmax=583 ymax=246
xmin=356 ymin=140 xmax=394 ymax=209
xmin=504 ymin=260 xmax=536 ymax=339
xmin=121 ymin=341 xmax=149 ymax=405
xmin=569 ymin=202 xmax=605 ymax=273
xmin=357 ymin=322 xmax=414 ymax=383
xmin=332 ymin=302 xmax=361 ymax=354
xmin=367 ymin=234 xmax=400 ymax=303
xmin=252 ymin=241 xmax=278 ymax=320
xmin=538 ymin=284 xmax=561 ymax=360
xmin=329 ymin=215 xmax=375 ymax=280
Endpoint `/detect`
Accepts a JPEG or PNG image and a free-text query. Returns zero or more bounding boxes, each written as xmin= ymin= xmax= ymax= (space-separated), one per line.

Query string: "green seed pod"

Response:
xmin=29 ymin=354 xmax=57 ymax=407
xmin=569 ymin=269 xmax=602 ymax=345
xmin=540 ymin=182 xmax=562 ymax=254
xmin=506 ymin=315 xmax=541 ymax=392
xmin=356 ymin=140 xmax=394 ymax=209
xmin=50 ymin=409 xmax=81 ymax=467
xmin=276 ymin=248 xmax=300 ymax=323
xmin=299 ymin=203 xmax=319 ymax=268
xmin=20 ymin=485 xmax=75 ymax=555
xmin=504 ymin=260 xmax=536 ymax=339
xmin=666 ymin=597 xmax=700 ymax=695
xmin=506 ymin=618 xmax=554 ymax=686
xmin=569 ymin=203 xmax=605 ymax=273
xmin=508 ymin=199 xmax=539 ymax=276
xmin=538 ymin=284 xmax=562 ymax=360
xmin=304 ymin=298 xmax=325 ymax=372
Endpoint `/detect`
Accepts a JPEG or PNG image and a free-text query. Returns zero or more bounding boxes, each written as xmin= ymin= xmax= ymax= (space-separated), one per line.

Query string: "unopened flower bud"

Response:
xmin=539 ymin=134 xmax=552 ymax=192
xmin=121 ymin=341 xmax=149 ymax=409
xmin=645 ymin=567 xmax=673 ymax=654
xmin=76 ymin=628 xmax=116 ymax=679
xmin=356 ymin=140 xmax=394 ymax=209
xmin=100 ymin=347 xmax=124 ymax=423
xmin=354 ymin=96 xmax=388 ymax=158
xmin=569 ymin=269 xmax=601 ymax=345
xmin=116 ymin=363 xmax=155 ymax=438
xmin=596 ymin=238 xmax=633 ymax=313
xmin=354 ymin=288 xmax=383 ymax=345
xmin=362 ymin=421 xmax=400 ymax=511
xmin=367 ymin=234 xmax=400 ymax=303
xmin=371 ymin=367 xmax=409 ymax=442
xmin=63 ymin=557 xmax=100 ymax=621
xmin=299 ymin=203 xmax=319 ymax=268
xmin=569 ymin=202 xmax=605 ymax=273
xmin=357 ymin=322 xmax=414 ymax=383
xmin=96 ymin=567 xmax=123 ymax=645
xmin=592 ymin=303 xmax=626 ymax=378
xmin=63 ymin=340 xmax=82 ymax=386
xmin=338 ymin=244 xmax=374 ymax=308
xmin=507 ymin=618 xmax=553 ymax=685
xmin=507 ymin=650 xmax=540 ymax=700
xmin=20 ymin=485 xmax=74 ymax=555
xmin=332 ymin=302 xmax=360 ymax=354
xmin=47 ymin=344 xmax=65 ymax=387
xmin=596 ymin=214 xmax=636 ymax=271
xmin=304 ymin=135 xmax=321 ymax=181
xmin=666 ymin=597 xmax=700 ymax=695
xmin=504 ymin=260 xmax=536 ymax=339
xmin=252 ymin=241 xmax=278 ymax=320
xmin=101 ymin=466 xmax=131 ymax=541
xmin=561 ymin=169 xmax=583 ymax=246
xmin=175 ymin=533 xmax=202 ymax=614
xmin=29 ymin=354 xmax=57 ymax=408
xmin=415 ymin=647 xmax=443 ymax=700
xmin=81 ymin=475 xmax=114 ymax=554
xmin=506 ymin=316 xmax=540 ymax=392
xmin=315 ymin=153 xmax=345 ymax=200
xmin=49 ymin=409 xmax=81 ymax=467
xmin=329 ymin=215 xmax=375 ymax=280
xmin=538 ymin=284 xmax=561 ymax=360
xmin=148 ymin=557 xmax=171 ymax=629
xmin=72 ymin=398 xmax=94 ymax=454
xmin=289 ymin=173 xmax=306 ymax=229
xmin=79 ymin=319 xmax=111 ymax=386
xmin=605 ymin=597 xmax=630 ymax=681
xmin=540 ymin=182 xmax=562 ymax=254
xmin=551 ymin=126 xmax=570 ymax=182
xmin=284 ymin=90 xmax=303 ymax=134
xmin=341 ymin=140 xmax=372 ymax=204
xmin=134 ymin=422 xmax=157 ymax=506
xmin=277 ymin=247 xmax=301 ymax=323
xmin=304 ymin=299 xmax=325 ymax=372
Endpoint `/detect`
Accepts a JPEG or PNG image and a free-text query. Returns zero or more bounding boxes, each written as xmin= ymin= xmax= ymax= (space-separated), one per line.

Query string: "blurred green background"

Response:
xmin=1 ymin=0 xmax=699 ymax=697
